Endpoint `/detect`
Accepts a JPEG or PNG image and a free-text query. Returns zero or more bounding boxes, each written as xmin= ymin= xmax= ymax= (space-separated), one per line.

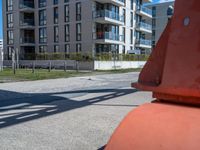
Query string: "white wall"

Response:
xmin=0 ymin=48 xmax=3 ymax=71
xmin=94 ymin=61 xmax=146 ymax=70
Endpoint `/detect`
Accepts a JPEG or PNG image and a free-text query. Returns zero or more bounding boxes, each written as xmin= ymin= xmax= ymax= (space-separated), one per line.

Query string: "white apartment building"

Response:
xmin=3 ymin=0 xmax=152 ymax=61
xmin=147 ymin=0 xmax=174 ymax=47
xmin=0 ymin=39 xmax=3 ymax=70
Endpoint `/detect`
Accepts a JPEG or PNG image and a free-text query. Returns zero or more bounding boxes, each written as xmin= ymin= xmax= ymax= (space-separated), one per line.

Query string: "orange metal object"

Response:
xmin=106 ymin=103 xmax=200 ymax=150
xmin=106 ymin=0 xmax=200 ymax=149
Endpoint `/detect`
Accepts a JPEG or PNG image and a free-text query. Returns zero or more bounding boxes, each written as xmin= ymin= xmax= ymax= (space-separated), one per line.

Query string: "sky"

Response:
xmin=0 ymin=0 xmax=173 ymax=40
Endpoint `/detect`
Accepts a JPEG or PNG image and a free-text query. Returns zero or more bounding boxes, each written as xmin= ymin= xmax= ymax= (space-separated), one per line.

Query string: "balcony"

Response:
xmin=92 ymin=0 xmax=125 ymax=6
xmin=135 ymin=39 xmax=152 ymax=49
xmin=143 ymin=0 xmax=152 ymax=3
xmin=20 ymin=37 xmax=35 ymax=46
xmin=19 ymin=1 xmax=34 ymax=12
xmin=136 ymin=22 xmax=152 ymax=33
xmin=93 ymin=32 xmax=124 ymax=44
xmin=20 ymin=19 xmax=35 ymax=29
xmin=93 ymin=10 xmax=124 ymax=25
xmin=136 ymin=6 xmax=152 ymax=18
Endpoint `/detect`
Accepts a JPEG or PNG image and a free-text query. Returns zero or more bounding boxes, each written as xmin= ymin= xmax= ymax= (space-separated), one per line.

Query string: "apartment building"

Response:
xmin=147 ymin=0 xmax=174 ymax=47
xmin=0 ymin=39 xmax=3 ymax=70
xmin=3 ymin=0 xmax=152 ymax=61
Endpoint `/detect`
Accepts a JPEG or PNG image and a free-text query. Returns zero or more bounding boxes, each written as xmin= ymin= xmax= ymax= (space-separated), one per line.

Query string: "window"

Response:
xmin=167 ymin=5 xmax=174 ymax=16
xmin=64 ymin=0 xmax=69 ymax=3
xmin=7 ymin=47 xmax=13 ymax=60
xmin=76 ymin=23 xmax=81 ymax=41
xmin=7 ymin=30 xmax=14 ymax=44
xmin=6 ymin=0 xmax=13 ymax=11
xmin=76 ymin=2 xmax=81 ymax=21
xmin=152 ymin=6 xmax=156 ymax=17
xmin=54 ymin=0 xmax=58 ymax=5
xmin=76 ymin=44 xmax=81 ymax=53
xmin=54 ymin=45 xmax=59 ymax=52
xmin=54 ymin=26 xmax=59 ymax=42
xmin=54 ymin=7 xmax=59 ymax=24
xmin=65 ymin=44 xmax=70 ymax=54
xmin=131 ymin=0 xmax=134 ymax=10
xmin=64 ymin=5 xmax=69 ymax=22
xmin=130 ymin=12 xmax=133 ymax=27
xmin=123 ymin=9 xmax=126 ymax=23
xmin=39 ymin=28 xmax=47 ymax=43
xmin=130 ymin=29 xmax=133 ymax=44
xmin=39 ymin=45 xmax=47 ymax=53
xmin=65 ymin=25 xmax=70 ymax=42
xmin=39 ymin=0 xmax=46 ymax=8
xmin=7 ymin=13 xmax=13 ymax=28
xmin=39 ymin=9 xmax=47 ymax=26
xmin=122 ymin=27 xmax=125 ymax=42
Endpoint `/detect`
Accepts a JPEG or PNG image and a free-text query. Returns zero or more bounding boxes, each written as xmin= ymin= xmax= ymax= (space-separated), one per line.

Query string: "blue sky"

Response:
xmin=0 ymin=0 xmax=166 ymax=40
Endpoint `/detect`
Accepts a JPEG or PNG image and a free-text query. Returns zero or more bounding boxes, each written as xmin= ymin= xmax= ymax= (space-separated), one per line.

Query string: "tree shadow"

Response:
xmin=0 ymin=88 xmax=138 ymax=129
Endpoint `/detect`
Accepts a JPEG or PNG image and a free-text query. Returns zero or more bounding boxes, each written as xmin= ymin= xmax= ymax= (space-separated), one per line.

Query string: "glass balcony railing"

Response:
xmin=95 ymin=32 xmax=124 ymax=42
xmin=137 ymin=6 xmax=152 ymax=16
xmin=116 ymin=0 xmax=125 ymax=3
xmin=136 ymin=39 xmax=152 ymax=46
xmin=94 ymin=10 xmax=124 ymax=22
xmin=19 ymin=1 xmax=34 ymax=9
xmin=20 ymin=19 xmax=35 ymax=26
xmin=137 ymin=22 xmax=152 ymax=31
xmin=20 ymin=37 xmax=35 ymax=44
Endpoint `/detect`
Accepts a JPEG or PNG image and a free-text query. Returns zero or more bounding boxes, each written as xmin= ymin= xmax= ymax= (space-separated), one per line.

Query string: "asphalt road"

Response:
xmin=0 ymin=72 xmax=152 ymax=150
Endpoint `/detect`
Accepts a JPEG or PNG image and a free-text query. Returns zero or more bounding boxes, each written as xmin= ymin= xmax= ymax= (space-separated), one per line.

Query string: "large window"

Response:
xmin=64 ymin=5 xmax=69 ymax=22
xmin=76 ymin=44 xmax=81 ymax=53
xmin=39 ymin=27 xmax=47 ymax=43
xmin=39 ymin=45 xmax=47 ymax=53
xmin=7 ymin=13 xmax=13 ymax=28
xmin=54 ymin=45 xmax=59 ymax=52
xmin=65 ymin=25 xmax=70 ymax=42
xmin=65 ymin=44 xmax=70 ymax=53
xmin=54 ymin=7 xmax=59 ymax=24
xmin=39 ymin=9 xmax=47 ymax=26
xmin=7 ymin=47 xmax=13 ymax=60
xmin=76 ymin=2 xmax=81 ymax=21
xmin=7 ymin=30 xmax=14 ymax=44
xmin=76 ymin=23 xmax=81 ymax=41
xmin=39 ymin=0 xmax=46 ymax=8
xmin=54 ymin=0 xmax=58 ymax=5
xmin=54 ymin=26 xmax=59 ymax=42
xmin=6 ymin=0 xmax=13 ymax=11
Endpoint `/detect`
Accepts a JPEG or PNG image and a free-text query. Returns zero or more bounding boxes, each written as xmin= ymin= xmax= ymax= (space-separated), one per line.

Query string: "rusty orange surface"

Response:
xmin=106 ymin=103 xmax=200 ymax=150
xmin=133 ymin=0 xmax=200 ymax=105
xmin=106 ymin=0 xmax=200 ymax=149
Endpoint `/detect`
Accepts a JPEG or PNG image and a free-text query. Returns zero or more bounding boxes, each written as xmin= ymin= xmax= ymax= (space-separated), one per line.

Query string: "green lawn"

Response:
xmin=0 ymin=68 xmax=141 ymax=83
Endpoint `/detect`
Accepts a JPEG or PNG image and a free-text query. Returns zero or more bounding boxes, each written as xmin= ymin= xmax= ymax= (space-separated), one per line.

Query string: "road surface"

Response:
xmin=0 ymin=72 xmax=152 ymax=150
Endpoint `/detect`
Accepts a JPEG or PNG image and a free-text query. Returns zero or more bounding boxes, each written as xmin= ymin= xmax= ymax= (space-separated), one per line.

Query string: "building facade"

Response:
xmin=0 ymin=39 xmax=3 ymax=70
xmin=147 ymin=0 xmax=174 ymax=47
xmin=3 ymin=0 xmax=152 ymax=61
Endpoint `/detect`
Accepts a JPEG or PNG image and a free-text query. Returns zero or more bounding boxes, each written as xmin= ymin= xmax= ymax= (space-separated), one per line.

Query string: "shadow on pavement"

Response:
xmin=0 ymin=88 xmax=138 ymax=129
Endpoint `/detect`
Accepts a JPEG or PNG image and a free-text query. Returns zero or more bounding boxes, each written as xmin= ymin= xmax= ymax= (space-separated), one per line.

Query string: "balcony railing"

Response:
xmin=94 ymin=10 xmax=124 ymax=22
xmin=94 ymin=32 xmax=124 ymax=42
xmin=137 ymin=6 xmax=152 ymax=16
xmin=136 ymin=39 xmax=152 ymax=46
xmin=116 ymin=0 xmax=125 ymax=3
xmin=137 ymin=22 xmax=152 ymax=31
xmin=20 ymin=19 xmax=35 ymax=26
xmin=20 ymin=37 xmax=35 ymax=44
xmin=19 ymin=1 xmax=34 ymax=9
